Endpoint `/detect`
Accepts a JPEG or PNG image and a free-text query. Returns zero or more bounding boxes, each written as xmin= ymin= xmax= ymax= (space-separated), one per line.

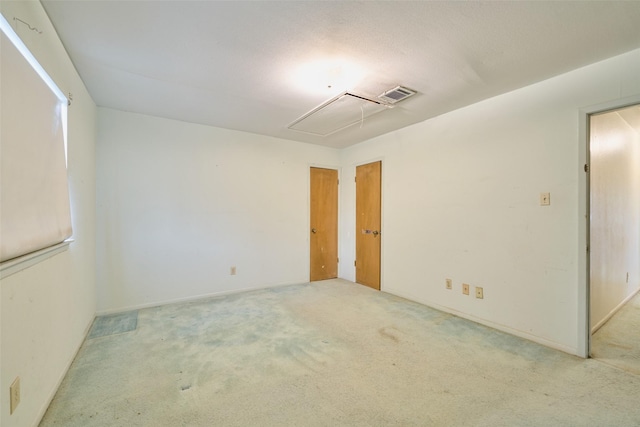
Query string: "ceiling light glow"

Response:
xmin=293 ymin=58 xmax=366 ymax=95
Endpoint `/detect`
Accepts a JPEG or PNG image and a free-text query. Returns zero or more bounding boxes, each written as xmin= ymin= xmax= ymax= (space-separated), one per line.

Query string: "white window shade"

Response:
xmin=0 ymin=24 xmax=72 ymax=262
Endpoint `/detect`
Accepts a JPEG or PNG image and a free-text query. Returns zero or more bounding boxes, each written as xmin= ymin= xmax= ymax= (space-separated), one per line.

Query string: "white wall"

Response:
xmin=0 ymin=9 xmax=636 ymax=426
xmin=339 ymin=49 xmax=640 ymax=355
xmin=96 ymin=108 xmax=340 ymax=313
xmin=0 ymin=2 xmax=97 ymax=427
xmin=590 ymin=106 xmax=640 ymax=330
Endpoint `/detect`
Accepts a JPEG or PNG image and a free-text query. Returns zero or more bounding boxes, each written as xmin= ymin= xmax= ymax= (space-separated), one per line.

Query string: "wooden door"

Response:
xmin=310 ymin=167 xmax=338 ymax=281
xmin=356 ymin=161 xmax=381 ymax=290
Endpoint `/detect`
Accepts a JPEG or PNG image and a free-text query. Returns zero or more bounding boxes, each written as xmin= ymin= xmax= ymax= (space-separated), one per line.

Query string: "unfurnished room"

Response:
xmin=1 ymin=1 xmax=640 ymax=426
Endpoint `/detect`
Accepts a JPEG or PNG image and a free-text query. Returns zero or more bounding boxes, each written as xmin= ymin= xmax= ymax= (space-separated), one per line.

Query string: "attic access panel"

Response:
xmin=288 ymin=92 xmax=388 ymax=136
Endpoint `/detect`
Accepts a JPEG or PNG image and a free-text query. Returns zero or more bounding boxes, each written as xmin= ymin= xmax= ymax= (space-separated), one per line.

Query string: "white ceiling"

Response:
xmin=41 ymin=1 xmax=640 ymax=148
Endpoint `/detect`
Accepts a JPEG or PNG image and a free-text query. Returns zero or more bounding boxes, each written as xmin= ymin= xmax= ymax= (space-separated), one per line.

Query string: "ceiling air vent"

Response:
xmin=378 ymin=86 xmax=416 ymax=104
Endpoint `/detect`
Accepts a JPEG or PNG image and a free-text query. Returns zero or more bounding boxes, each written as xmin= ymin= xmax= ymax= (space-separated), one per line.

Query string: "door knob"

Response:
xmin=311 ymin=228 xmax=317 ymax=233
xmin=372 ymin=230 xmax=379 ymax=237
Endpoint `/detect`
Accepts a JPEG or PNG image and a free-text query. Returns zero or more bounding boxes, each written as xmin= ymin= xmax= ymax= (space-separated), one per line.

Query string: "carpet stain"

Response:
xmin=378 ymin=326 xmax=401 ymax=343
xmin=39 ymin=279 xmax=640 ymax=427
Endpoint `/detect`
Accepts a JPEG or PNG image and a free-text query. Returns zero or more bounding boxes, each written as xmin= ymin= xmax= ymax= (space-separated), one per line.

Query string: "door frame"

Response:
xmin=353 ymin=157 xmax=385 ymax=290
xmin=578 ymin=94 xmax=640 ymax=358
xmin=308 ymin=163 xmax=341 ymax=282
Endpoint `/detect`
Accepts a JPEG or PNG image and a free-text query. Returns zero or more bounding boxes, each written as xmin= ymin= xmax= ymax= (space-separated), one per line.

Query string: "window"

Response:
xmin=0 ymin=13 xmax=72 ymax=265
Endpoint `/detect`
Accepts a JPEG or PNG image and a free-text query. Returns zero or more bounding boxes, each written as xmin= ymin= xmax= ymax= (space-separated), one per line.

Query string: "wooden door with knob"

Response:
xmin=309 ymin=167 xmax=338 ymax=281
xmin=355 ymin=161 xmax=381 ymax=290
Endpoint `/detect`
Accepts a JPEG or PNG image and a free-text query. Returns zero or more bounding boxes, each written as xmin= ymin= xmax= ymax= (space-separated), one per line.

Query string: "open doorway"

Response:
xmin=588 ymin=103 xmax=640 ymax=372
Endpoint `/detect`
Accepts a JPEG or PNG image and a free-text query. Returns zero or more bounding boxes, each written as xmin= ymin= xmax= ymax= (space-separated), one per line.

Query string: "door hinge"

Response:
xmin=586 ymin=245 xmax=590 ymax=254
xmin=584 ymin=164 xmax=589 ymax=173
xmin=354 ymin=260 xmax=357 ymax=267
xmin=354 ymin=177 xmax=357 ymax=183
xmin=337 ymin=179 xmax=339 ymax=185
xmin=337 ymin=257 xmax=339 ymax=263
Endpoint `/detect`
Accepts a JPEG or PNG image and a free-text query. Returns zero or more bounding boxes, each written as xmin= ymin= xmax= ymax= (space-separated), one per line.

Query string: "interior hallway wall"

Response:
xmin=96 ymin=108 xmax=340 ymax=313
xmin=339 ymin=49 xmax=640 ymax=355
xmin=0 ymin=2 xmax=97 ymax=427
xmin=590 ymin=105 xmax=640 ymax=331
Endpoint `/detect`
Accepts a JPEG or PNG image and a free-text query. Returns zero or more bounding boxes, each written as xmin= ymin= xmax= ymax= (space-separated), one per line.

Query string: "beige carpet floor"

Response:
xmin=591 ymin=291 xmax=640 ymax=375
xmin=40 ymin=279 xmax=640 ymax=426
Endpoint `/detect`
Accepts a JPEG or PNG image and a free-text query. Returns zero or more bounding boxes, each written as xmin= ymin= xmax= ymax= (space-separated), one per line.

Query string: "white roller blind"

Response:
xmin=0 ymin=19 xmax=72 ymax=262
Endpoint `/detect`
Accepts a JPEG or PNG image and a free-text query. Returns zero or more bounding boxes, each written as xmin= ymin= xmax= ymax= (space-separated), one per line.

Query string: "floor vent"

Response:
xmin=88 ymin=310 xmax=138 ymax=339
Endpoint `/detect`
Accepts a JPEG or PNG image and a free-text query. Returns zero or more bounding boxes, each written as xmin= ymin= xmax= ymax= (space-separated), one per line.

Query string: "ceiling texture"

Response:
xmin=41 ymin=1 xmax=640 ymax=148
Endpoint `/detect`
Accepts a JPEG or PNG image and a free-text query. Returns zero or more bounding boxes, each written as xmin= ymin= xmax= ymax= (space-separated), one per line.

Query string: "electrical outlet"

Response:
xmin=462 ymin=283 xmax=470 ymax=295
xmin=230 ymin=266 xmax=236 ymax=275
xmin=475 ymin=286 xmax=484 ymax=299
xmin=10 ymin=376 xmax=20 ymax=415
xmin=540 ymin=192 xmax=550 ymax=206
xmin=446 ymin=278 xmax=452 ymax=290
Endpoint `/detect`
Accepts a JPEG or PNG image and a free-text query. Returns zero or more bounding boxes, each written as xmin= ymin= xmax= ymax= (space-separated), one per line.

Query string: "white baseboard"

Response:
xmin=95 ymin=280 xmax=305 ymax=316
xmin=591 ymin=286 xmax=640 ymax=334
xmin=382 ymin=286 xmax=577 ymax=356
xmin=35 ymin=314 xmax=95 ymax=426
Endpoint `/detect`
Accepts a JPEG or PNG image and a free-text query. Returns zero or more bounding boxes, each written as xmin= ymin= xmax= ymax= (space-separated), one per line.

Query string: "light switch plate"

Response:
xmin=540 ymin=192 xmax=550 ymax=206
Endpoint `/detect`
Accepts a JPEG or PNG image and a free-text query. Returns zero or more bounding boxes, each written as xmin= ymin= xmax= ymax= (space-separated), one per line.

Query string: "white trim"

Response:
xmin=384 ymin=286 xmax=577 ymax=355
xmin=0 ymin=240 xmax=73 ymax=279
xmin=577 ymin=108 xmax=590 ymax=358
xmin=35 ymin=311 xmax=94 ymax=426
xmin=579 ymin=94 xmax=640 ymax=359
xmin=95 ymin=280 xmax=303 ymax=316
xmin=591 ymin=287 xmax=640 ymax=334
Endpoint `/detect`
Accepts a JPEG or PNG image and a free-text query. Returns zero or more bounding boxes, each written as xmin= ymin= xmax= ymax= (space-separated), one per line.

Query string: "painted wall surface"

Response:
xmin=339 ymin=49 xmax=640 ymax=355
xmin=96 ymin=108 xmax=340 ymax=313
xmin=590 ymin=106 xmax=640 ymax=330
xmin=0 ymin=7 xmax=638 ymax=426
xmin=0 ymin=2 xmax=97 ymax=427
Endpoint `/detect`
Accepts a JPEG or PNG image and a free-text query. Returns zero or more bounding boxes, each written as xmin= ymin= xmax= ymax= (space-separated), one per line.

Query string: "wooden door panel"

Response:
xmin=310 ymin=167 xmax=338 ymax=281
xmin=356 ymin=161 xmax=381 ymax=289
